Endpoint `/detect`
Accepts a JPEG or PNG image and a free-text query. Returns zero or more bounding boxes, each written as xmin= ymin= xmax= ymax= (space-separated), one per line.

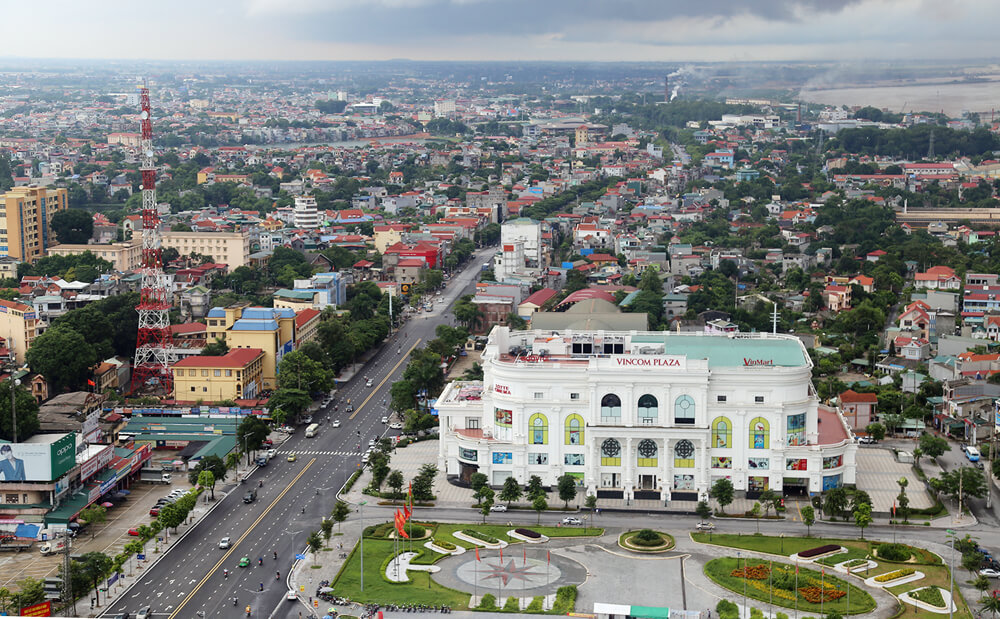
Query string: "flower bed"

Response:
xmin=798 ymin=586 xmax=846 ymax=603
xmin=461 ymin=529 xmax=499 ymax=544
xmin=515 ymin=528 xmax=541 ymax=539
xmin=845 ymin=559 xmax=868 ymax=568
xmin=431 ymin=538 xmax=456 ymax=551
xmin=631 ymin=529 xmax=666 ymax=547
xmin=799 ymin=544 xmax=841 ymax=558
xmin=911 ymin=586 xmax=947 ymax=608
xmin=874 ymin=568 xmax=915 ymax=583
xmin=732 ymin=564 xmax=771 ymax=580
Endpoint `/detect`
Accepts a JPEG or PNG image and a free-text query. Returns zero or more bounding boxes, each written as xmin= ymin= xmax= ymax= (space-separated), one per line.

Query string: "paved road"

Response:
xmin=103 ymin=247 xmax=495 ymax=619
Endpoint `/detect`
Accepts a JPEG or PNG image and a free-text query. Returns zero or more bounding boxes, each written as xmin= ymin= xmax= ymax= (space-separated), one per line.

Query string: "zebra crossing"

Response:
xmin=277 ymin=449 xmax=360 ymax=457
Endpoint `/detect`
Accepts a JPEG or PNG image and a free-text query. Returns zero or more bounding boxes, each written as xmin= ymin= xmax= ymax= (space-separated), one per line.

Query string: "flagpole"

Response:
xmin=794 ymin=561 xmax=798 ymax=619
xmin=821 ymin=567 xmax=825 ymax=617
xmin=497 ymin=548 xmax=501 ymax=603
xmin=768 ymin=559 xmax=772 ymax=615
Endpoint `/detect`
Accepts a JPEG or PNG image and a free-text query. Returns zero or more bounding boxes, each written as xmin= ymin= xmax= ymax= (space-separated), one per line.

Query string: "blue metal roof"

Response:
xmin=207 ymin=308 xmax=226 ymax=318
xmin=232 ymin=319 xmax=278 ymax=331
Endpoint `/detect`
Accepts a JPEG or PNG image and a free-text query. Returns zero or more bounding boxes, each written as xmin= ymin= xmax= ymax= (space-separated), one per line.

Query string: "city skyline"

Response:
xmin=3 ymin=0 xmax=999 ymax=63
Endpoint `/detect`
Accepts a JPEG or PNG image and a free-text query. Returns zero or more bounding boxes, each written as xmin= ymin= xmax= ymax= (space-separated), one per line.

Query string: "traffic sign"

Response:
xmin=295 ymin=553 xmax=306 ymax=560
xmin=137 ymin=554 xmax=146 ymax=560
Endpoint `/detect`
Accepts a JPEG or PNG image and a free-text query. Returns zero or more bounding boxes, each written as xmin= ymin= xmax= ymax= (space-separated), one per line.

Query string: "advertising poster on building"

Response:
xmin=19 ymin=600 xmax=52 ymax=616
xmin=0 ymin=433 xmax=75 ymax=482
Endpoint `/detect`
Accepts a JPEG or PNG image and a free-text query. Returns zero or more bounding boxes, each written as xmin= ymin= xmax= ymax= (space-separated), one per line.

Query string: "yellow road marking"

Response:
xmin=168 ymin=458 xmax=317 ymax=619
xmin=349 ymin=338 xmax=422 ymax=420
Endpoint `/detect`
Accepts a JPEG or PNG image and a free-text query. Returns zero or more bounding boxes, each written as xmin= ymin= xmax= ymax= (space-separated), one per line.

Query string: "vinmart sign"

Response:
xmin=597 ymin=356 xmax=686 ymax=371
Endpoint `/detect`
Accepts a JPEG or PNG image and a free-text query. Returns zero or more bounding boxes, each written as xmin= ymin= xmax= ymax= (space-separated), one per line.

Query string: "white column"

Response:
xmin=624 ymin=437 xmax=634 ymax=503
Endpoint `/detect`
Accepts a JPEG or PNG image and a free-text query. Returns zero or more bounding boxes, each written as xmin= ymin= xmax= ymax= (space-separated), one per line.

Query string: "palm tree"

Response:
xmin=981 ymin=594 xmax=1000 ymax=619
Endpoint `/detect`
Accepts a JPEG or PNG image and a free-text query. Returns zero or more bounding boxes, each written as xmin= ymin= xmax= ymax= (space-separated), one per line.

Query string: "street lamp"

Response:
xmin=10 ymin=376 xmax=19 ymax=444
xmin=947 ymin=528 xmax=955 ymax=619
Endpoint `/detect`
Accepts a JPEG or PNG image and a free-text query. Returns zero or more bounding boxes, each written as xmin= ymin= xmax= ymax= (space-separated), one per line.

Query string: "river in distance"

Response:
xmin=800 ymin=78 xmax=1000 ymax=117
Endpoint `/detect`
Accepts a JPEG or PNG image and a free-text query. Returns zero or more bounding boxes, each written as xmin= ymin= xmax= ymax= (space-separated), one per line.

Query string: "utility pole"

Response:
xmin=63 ymin=531 xmax=75 ymax=615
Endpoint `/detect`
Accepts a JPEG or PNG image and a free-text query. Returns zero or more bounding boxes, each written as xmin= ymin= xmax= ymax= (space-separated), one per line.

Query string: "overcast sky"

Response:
xmin=3 ymin=0 xmax=998 ymax=62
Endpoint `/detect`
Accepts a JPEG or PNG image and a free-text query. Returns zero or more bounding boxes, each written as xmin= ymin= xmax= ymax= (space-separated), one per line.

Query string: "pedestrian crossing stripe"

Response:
xmin=277 ymin=450 xmax=359 ymax=456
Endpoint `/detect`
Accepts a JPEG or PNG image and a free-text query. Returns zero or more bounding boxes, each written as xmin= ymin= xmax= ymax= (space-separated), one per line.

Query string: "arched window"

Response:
xmin=711 ymin=417 xmax=732 ymax=449
xmin=637 ymin=439 xmax=658 ymax=467
xmin=749 ymin=417 xmax=770 ymax=449
xmin=565 ymin=414 xmax=584 ymax=445
xmin=601 ymin=438 xmax=621 ymax=466
xmin=673 ymin=439 xmax=695 ymax=468
xmin=674 ymin=395 xmax=695 ymax=424
xmin=528 ymin=413 xmax=548 ymax=445
xmin=600 ymin=394 xmax=621 ymax=423
xmin=637 ymin=394 xmax=658 ymax=425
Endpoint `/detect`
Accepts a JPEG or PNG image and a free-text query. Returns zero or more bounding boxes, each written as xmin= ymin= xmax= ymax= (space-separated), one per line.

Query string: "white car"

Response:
xmin=332 ymin=420 xmax=341 ymax=428
xmin=286 ymin=590 xmax=298 ymax=601
xmin=561 ymin=517 xmax=582 ymax=526
xmin=389 ymin=422 xmax=402 ymax=430
xmin=266 ymin=449 xmax=276 ymax=459
xmin=137 ymin=607 xmax=151 ymax=619
xmin=381 ymin=416 xmax=389 ymax=424
xmin=695 ymin=522 xmax=715 ymax=531
xmin=366 ymin=379 xmax=374 ymax=388
xmin=490 ymin=504 xmax=507 ymax=512
xmin=219 ymin=537 xmax=231 ymax=549
xmin=369 ymin=439 xmax=377 ymax=448
xmin=981 ymin=568 xmax=1000 ymax=578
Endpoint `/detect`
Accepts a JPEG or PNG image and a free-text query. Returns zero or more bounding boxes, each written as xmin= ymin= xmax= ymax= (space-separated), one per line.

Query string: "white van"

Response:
xmin=304 ymin=423 xmax=320 ymax=438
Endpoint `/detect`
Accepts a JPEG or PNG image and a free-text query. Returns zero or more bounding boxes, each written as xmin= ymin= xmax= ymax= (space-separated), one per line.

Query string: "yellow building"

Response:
xmin=205 ymin=305 xmax=296 ymax=390
xmin=373 ymin=225 xmax=406 ymax=254
xmin=161 ymin=229 xmax=251 ymax=269
xmin=171 ymin=348 xmax=264 ymax=401
xmin=47 ymin=238 xmax=142 ymax=272
xmin=575 ymin=125 xmax=590 ymax=146
xmin=0 ymin=185 xmax=68 ymax=262
xmin=0 ymin=299 xmax=40 ymax=364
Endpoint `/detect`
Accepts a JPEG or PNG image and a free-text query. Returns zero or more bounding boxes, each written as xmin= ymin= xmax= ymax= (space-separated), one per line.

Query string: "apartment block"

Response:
xmin=0 ymin=185 xmax=68 ymax=262
xmin=161 ymin=229 xmax=252 ymax=269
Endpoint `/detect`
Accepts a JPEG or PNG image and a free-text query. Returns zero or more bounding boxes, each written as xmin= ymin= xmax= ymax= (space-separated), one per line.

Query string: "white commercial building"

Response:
xmin=292 ymin=196 xmax=321 ymax=229
xmin=500 ymin=217 xmax=542 ymax=266
xmin=436 ymin=327 xmax=856 ymax=504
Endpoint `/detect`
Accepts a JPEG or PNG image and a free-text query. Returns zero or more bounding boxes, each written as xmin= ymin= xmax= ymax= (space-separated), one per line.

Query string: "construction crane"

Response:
xmin=131 ymin=84 xmax=174 ymax=394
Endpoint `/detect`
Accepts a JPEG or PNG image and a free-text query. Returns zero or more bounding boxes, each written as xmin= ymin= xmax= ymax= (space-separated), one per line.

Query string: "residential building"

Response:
xmin=205 ymin=305 xmax=296 ymax=389
xmin=0 ymin=299 xmax=40 ymax=364
xmin=501 ymin=218 xmax=543 ymax=266
xmin=47 ymin=237 xmax=143 ymax=272
xmin=838 ymin=390 xmax=877 ymax=431
xmin=292 ymin=195 xmax=321 ymax=229
xmin=436 ymin=327 xmax=856 ymax=502
xmin=161 ymin=229 xmax=252 ymax=269
xmin=0 ymin=185 xmax=68 ymax=262
xmin=915 ymin=265 xmax=960 ymax=290
xmin=170 ymin=348 xmax=265 ymax=401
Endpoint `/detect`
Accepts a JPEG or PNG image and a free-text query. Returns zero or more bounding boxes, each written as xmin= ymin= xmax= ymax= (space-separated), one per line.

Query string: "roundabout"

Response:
xmin=432 ymin=549 xmax=588 ymax=598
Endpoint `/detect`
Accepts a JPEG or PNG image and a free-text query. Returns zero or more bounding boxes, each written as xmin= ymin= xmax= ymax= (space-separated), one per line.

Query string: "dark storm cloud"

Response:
xmin=288 ymin=0 xmax=867 ymax=43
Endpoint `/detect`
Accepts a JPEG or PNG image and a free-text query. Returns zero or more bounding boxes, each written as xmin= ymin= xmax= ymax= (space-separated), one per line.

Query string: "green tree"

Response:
xmin=918 ymin=433 xmax=951 ymax=460
xmin=584 ymin=493 xmax=598 ymax=516
xmin=758 ymin=489 xmax=779 ymax=517
xmin=933 ymin=467 xmax=988 ymax=504
xmin=386 ymin=470 xmax=405 ymax=500
xmin=696 ymin=500 xmax=712 ymax=523
xmin=278 ymin=350 xmax=333 ymax=393
xmin=477 ymin=487 xmax=495 ymax=522
xmin=332 ymin=499 xmax=351 ymax=532
xmin=853 ymin=502 xmax=873 ymax=539
xmin=824 ymin=487 xmax=850 ymax=520
xmin=0 ymin=380 xmax=40 ymax=442
xmin=410 ymin=463 xmax=438 ymax=501
xmin=197 ymin=469 xmax=216 ymax=501
xmin=79 ymin=504 xmax=107 ymax=539
xmin=268 ymin=387 xmax=312 ymax=421
xmin=981 ymin=593 xmax=1000 ymax=619
xmin=321 ymin=518 xmax=334 ymax=544
xmin=526 ymin=475 xmax=545 ymax=501
xmin=26 ymin=325 xmax=98 ymax=393
xmin=865 ymin=422 xmax=885 ymax=441
xmin=11 ymin=577 xmax=44 ymax=608
xmin=452 ymin=295 xmax=483 ymax=330
xmin=403 ymin=347 xmax=445 ymax=400
xmin=307 ymin=531 xmax=322 ymax=563
xmin=77 ymin=551 xmax=113 ymax=606
xmin=469 ymin=472 xmax=488 ymax=493
xmin=557 ymin=474 xmax=578 ymax=508
xmin=157 ymin=502 xmax=185 ymax=532
xmin=801 ymin=505 xmax=816 ymax=537
xmin=499 ymin=476 xmax=522 ymax=507
xmin=390 ymin=379 xmax=417 ymax=412
xmin=50 ymin=208 xmax=94 ymax=245
xmin=710 ymin=478 xmax=734 ymax=514
xmin=200 ymin=338 xmax=229 ymax=356
xmin=237 ymin=416 xmax=270 ymax=458
xmin=188 ymin=454 xmax=226 ymax=486
xmin=532 ymin=494 xmax=548 ymax=525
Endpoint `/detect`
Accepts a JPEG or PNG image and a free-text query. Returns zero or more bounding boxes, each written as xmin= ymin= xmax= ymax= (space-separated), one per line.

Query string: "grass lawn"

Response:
xmin=886 ymin=565 xmax=971 ymax=619
xmin=333 ymin=539 xmax=470 ymax=608
xmin=704 ymin=557 xmax=876 ymax=615
xmin=407 ymin=522 xmax=602 ymax=548
xmin=816 ymin=547 xmax=870 ymax=567
xmin=692 ymin=532 xmax=865 ymax=557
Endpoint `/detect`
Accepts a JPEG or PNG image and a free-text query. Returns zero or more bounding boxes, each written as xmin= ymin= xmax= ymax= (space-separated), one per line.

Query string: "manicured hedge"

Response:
xmin=515 ymin=528 xmax=541 ymax=539
xmin=799 ymin=544 xmax=840 ymax=558
xmin=876 ymin=543 xmax=912 ymax=562
xmin=462 ymin=529 xmax=499 ymax=544
xmin=911 ymin=586 xmax=946 ymax=608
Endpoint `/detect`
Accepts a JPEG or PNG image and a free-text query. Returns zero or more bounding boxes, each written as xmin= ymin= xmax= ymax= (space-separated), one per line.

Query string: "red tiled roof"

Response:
xmin=169 ymin=323 xmax=207 ymax=335
xmin=172 ymin=348 xmax=263 ymax=368
xmin=839 ymin=389 xmax=878 ymax=404
xmin=295 ymin=308 xmax=320 ymax=329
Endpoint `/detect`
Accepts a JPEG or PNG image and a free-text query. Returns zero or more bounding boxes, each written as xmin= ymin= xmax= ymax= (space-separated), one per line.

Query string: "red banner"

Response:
xmin=20 ymin=601 xmax=52 ymax=617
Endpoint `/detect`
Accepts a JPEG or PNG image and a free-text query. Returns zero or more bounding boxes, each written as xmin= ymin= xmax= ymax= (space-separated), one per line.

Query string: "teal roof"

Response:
xmin=661 ymin=335 xmax=807 ymax=368
xmin=630 ymin=606 xmax=671 ymax=619
xmin=273 ymin=289 xmax=315 ymax=300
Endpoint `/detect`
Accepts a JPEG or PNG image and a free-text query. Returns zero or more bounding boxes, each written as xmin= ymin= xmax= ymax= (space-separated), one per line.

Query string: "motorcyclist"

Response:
xmin=233 ymin=597 xmax=238 ymax=606
xmin=258 ymin=557 xmax=263 ymax=566
xmin=223 ymin=569 xmax=229 ymax=578
xmin=276 ymin=571 xmax=281 ymax=580
xmin=273 ymin=550 xmax=278 ymax=560
xmin=246 ymin=605 xmax=251 ymax=616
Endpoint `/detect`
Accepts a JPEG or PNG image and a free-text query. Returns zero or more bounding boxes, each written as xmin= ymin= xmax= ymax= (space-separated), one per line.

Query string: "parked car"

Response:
xmin=389 ymin=422 xmax=402 ymax=430
xmin=381 ymin=416 xmax=389 ymax=424
xmin=858 ymin=436 xmax=876 ymax=444
xmin=981 ymin=568 xmax=1000 ymax=578
xmin=219 ymin=537 xmax=231 ymax=549
xmin=490 ymin=504 xmax=507 ymax=512
xmin=137 ymin=607 xmax=151 ymax=619
xmin=266 ymin=449 xmax=276 ymax=459
xmin=302 ymin=415 xmax=313 ymax=424
xmin=695 ymin=522 xmax=716 ymax=530
xmin=148 ymin=507 xmax=161 ymax=517
xmin=128 ymin=528 xmax=141 ymax=536
xmin=561 ymin=517 xmax=582 ymax=526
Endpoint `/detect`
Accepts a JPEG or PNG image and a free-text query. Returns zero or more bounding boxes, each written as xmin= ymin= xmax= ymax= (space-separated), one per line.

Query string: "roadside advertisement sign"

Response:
xmin=19 ymin=601 xmax=52 ymax=616
xmin=0 ymin=433 xmax=75 ymax=482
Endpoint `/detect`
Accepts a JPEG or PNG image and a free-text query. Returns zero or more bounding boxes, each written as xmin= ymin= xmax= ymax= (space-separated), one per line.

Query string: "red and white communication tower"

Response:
xmin=131 ymin=85 xmax=173 ymax=392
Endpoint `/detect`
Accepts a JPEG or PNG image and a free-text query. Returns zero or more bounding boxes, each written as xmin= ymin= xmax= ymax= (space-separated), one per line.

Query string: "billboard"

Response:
xmin=0 ymin=434 xmax=76 ymax=482
xmin=19 ymin=601 xmax=52 ymax=616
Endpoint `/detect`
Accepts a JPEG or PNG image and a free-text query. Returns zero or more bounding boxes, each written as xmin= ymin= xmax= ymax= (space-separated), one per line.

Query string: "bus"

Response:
xmin=304 ymin=423 xmax=320 ymax=438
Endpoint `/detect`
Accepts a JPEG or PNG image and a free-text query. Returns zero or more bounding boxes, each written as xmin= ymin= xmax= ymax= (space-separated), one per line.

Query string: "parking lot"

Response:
xmin=0 ymin=473 xmax=196 ymax=591
xmin=854 ymin=447 xmax=934 ymax=513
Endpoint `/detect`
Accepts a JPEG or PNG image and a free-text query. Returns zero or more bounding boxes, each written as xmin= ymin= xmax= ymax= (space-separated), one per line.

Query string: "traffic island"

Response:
xmin=617 ymin=529 xmax=675 ymax=552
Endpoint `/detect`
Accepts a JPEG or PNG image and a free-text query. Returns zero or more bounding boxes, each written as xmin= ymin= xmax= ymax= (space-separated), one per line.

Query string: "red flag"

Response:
xmin=475 ymin=547 xmax=480 ymax=562
xmin=523 ymin=546 xmax=527 ymax=566
xmin=547 ymin=550 xmax=550 ymax=564
xmin=394 ymin=510 xmax=409 ymax=539
xmin=499 ymin=547 xmax=503 ymax=562
xmin=87 ymin=379 xmax=96 ymax=386
xmin=403 ymin=504 xmax=412 ymax=521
